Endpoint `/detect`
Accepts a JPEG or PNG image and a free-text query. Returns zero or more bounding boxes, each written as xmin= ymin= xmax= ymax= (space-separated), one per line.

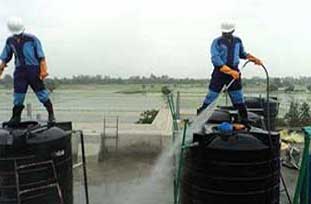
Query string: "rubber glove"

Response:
xmin=247 ymin=54 xmax=263 ymax=66
xmin=220 ymin=65 xmax=240 ymax=80
xmin=233 ymin=123 xmax=246 ymax=130
xmin=0 ymin=60 xmax=7 ymax=78
xmin=39 ymin=59 xmax=49 ymax=80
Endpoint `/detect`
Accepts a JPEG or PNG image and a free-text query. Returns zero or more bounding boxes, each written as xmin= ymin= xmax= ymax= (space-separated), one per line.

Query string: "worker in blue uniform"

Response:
xmin=197 ymin=22 xmax=262 ymax=125
xmin=0 ymin=17 xmax=55 ymax=124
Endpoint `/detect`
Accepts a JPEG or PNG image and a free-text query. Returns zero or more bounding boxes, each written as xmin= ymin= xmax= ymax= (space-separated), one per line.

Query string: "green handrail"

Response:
xmin=175 ymin=120 xmax=189 ymax=204
xmin=166 ymin=93 xmax=179 ymax=204
xmin=293 ymin=126 xmax=311 ymax=204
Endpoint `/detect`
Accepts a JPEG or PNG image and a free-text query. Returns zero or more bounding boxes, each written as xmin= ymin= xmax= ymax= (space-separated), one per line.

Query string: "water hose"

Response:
xmin=244 ymin=61 xmax=292 ymax=204
xmin=262 ymin=64 xmax=291 ymax=203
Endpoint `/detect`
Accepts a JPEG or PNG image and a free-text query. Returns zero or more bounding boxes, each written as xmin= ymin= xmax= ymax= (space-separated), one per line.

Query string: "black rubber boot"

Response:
xmin=234 ymin=103 xmax=251 ymax=129
xmin=8 ymin=105 xmax=25 ymax=126
xmin=44 ymin=99 xmax=56 ymax=123
xmin=197 ymin=103 xmax=209 ymax=115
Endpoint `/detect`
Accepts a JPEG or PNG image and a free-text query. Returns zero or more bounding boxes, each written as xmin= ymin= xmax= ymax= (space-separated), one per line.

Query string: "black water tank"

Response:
xmin=219 ymin=96 xmax=279 ymax=130
xmin=245 ymin=97 xmax=279 ymax=130
xmin=181 ymin=127 xmax=280 ymax=204
xmin=0 ymin=121 xmax=73 ymax=204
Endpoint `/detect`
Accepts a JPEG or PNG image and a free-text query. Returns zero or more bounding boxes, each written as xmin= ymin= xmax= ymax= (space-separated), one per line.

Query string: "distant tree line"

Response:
xmin=0 ymin=74 xmax=206 ymax=88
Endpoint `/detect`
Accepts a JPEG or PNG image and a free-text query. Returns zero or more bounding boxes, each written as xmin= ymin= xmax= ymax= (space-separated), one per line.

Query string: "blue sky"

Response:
xmin=0 ymin=0 xmax=310 ymax=78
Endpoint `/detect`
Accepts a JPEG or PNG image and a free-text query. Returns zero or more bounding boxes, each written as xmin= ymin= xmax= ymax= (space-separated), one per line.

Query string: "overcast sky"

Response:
xmin=0 ymin=0 xmax=310 ymax=78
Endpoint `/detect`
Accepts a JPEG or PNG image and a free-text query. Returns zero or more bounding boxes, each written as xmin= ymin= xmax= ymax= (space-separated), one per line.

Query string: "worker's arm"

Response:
xmin=246 ymin=53 xmax=263 ymax=65
xmin=0 ymin=40 xmax=13 ymax=78
xmin=33 ymin=36 xmax=48 ymax=80
xmin=39 ymin=59 xmax=48 ymax=80
xmin=210 ymin=39 xmax=225 ymax=68
xmin=0 ymin=60 xmax=6 ymax=69
xmin=239 ymin=40 xmax=262 ymax=65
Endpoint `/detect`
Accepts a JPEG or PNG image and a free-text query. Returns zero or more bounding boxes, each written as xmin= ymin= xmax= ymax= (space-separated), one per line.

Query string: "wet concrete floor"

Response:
xmin=73 ymin=153 xmax=299 ymax=204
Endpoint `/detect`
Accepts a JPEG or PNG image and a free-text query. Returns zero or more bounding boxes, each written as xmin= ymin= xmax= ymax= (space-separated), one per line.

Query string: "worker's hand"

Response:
xmin=220 ymin=65 xmax=240 ymax=80
xmin=39 ymin=59 xmax=49 ymax=80
xmin=247 ymin=54 xmax=263 ymax=66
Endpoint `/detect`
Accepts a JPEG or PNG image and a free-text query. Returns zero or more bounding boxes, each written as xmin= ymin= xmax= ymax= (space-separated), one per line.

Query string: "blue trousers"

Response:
xmin=13 ymin=67 xmax=49 ymax=106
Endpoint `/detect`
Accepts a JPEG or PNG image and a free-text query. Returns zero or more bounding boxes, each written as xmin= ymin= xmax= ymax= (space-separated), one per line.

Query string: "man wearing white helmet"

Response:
xmin=0 ymin=17 xmax=55 ymax=125
xmin=197 ymin=21 xmax=262 ymax=126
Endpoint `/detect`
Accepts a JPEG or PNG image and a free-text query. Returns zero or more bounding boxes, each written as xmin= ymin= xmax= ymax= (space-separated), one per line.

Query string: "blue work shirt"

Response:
xmin=209 ymin=36 xmax=248 ymax=92
xmin=211 ymin=35 xmax=248 ymax=69
xmin=0 ymin=33 xmax=45 ymax=69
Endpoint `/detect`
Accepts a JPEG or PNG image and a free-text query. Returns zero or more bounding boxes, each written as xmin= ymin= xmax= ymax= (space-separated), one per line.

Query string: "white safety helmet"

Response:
xmin=221 ymin=21 xmax=235 ymax=33
xmin=7 ymin=16 xmax=25 ymax=35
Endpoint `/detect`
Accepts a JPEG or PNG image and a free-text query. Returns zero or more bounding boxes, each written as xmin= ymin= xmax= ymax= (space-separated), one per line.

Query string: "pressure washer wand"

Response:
xmin=223 ymin=60 xmax=252 ymax=92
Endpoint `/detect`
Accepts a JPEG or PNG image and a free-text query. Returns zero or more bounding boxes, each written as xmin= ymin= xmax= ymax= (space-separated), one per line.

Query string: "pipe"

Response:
xmin=72 ymin=130 xmax=90 ymax=204
xmin=79 ymin=130 xmax=89 ymax=204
